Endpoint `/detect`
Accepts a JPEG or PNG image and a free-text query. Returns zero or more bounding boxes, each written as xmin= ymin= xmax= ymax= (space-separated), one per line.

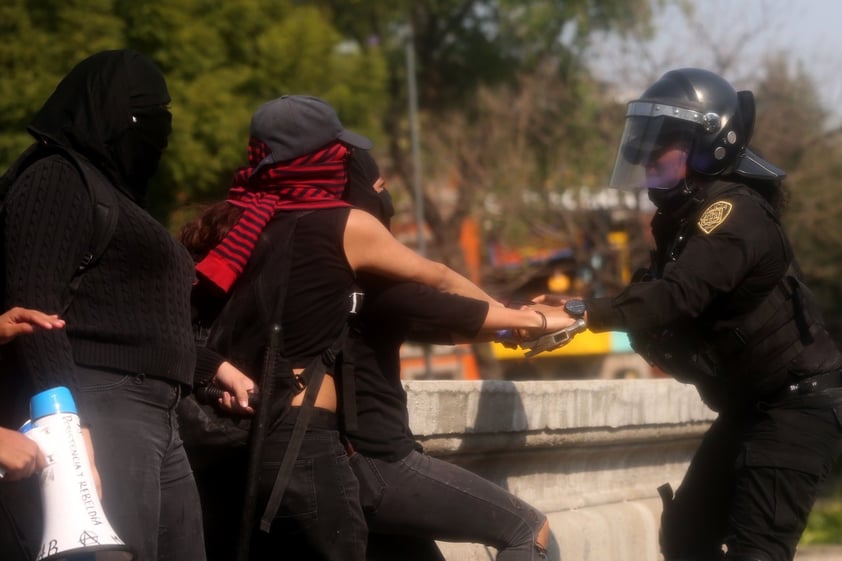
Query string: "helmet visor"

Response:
xmin=609 ymin=102 xmax=700 ymax=190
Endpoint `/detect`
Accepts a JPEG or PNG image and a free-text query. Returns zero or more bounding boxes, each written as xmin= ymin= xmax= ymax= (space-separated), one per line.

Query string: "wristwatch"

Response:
xmin=563 ymin=299 xmax=587 ymax=319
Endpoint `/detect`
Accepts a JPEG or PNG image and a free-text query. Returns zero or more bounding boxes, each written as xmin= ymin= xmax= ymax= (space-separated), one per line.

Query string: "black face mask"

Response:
xmin=110 ymin=105 xmax=172 ymax=201
xmin=344 ymin=148 xmax=394 ymax=227
xmin=344 ymin=182 xmax=394 ymax=228
xmin=376 ymin=189 xmax=394 ymax=226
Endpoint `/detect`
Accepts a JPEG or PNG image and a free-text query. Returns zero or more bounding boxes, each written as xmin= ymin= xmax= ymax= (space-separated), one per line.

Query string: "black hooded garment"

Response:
xmin=28 ymin=49 xmax=173 ymax=203
xmin=2 ymin=50 xmax=195 ymax=419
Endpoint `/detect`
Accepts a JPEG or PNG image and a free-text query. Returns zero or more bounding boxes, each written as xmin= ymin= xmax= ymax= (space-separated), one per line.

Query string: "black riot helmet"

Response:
xmin=609 ymin=68 xmax=785 ymax=191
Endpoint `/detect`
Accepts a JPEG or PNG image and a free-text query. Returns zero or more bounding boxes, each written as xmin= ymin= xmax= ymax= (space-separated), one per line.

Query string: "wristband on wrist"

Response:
xmin=535 ymin=310 xmax=547 ymax=331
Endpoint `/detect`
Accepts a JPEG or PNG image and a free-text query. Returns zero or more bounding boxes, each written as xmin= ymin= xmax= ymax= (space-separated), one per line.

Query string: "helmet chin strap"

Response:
xmin=648 ymin=177 xmax=702 ymax=214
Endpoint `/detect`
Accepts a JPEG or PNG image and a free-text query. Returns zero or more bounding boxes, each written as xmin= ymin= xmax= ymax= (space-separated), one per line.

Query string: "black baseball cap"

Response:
xmin=250 ymin=95 xmax=372 ymax=173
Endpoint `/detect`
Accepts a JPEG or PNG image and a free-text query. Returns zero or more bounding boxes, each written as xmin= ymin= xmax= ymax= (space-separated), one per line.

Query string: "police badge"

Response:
xmin=698 ymin=201 xmax=733 ymax=234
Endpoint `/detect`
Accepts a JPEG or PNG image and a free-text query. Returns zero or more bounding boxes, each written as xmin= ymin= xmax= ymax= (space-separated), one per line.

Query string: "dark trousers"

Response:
xmin=0 ymin=368 xmax=206 ymax=561
xmin=660 ymin=388 xmax=842 ymax=561
xmin=248 ymin=414 xmax=367 ymax=561
xmin=352 ymin=449 xmax=548 ymax=561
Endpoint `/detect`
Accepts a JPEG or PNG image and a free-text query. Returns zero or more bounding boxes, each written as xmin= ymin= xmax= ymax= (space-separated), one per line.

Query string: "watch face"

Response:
xmin=564 ymin=299 xmax=586 ymax=317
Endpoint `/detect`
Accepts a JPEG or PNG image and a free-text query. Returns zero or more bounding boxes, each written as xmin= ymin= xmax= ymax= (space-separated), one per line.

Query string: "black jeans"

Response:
xmin=0 ymin=367 xmax=206 ymax=561
xmin=79 ymin=368 xmax=206 ymax=561
xmin=249 ymin=411 xmax=367 ymax=561
xmin=351 ymin=449 xmax=548 ymax=561
xmin=660 ymin=388 xmax=842 ymax=561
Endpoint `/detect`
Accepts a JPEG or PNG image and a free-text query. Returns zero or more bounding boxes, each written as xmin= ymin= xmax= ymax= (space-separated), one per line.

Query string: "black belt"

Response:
xmin=776 ymin=370 xmax=842 ymax=399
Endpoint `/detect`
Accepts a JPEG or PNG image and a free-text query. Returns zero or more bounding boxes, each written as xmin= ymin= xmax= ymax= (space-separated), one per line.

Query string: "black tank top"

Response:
xmin=202 ymin=207 xmax=355 ymax=378
xmin=280 ymin=207 xmax=355 ymax=363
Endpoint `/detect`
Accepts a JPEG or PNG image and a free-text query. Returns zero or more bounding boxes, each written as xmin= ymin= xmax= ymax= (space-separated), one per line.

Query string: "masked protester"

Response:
xmin=179 ymin=95 xmax=574 ymax=561
xmin=1 ymin=50 xmax=206 ymax=561
xmin=552 ymin=68 xmax=842 ymax=561
xmin=339 ymin=148 xmax=552 ymax=561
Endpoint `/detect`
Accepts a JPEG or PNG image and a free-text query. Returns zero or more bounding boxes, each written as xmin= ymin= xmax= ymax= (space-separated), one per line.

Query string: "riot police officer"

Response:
xmin=561 ymin=68 xmax=842 ymax=561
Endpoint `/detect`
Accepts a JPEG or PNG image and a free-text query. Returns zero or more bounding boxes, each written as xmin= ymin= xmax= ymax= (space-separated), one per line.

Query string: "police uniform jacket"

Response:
xmin=584 ymin=179 xmax=842 ymax=407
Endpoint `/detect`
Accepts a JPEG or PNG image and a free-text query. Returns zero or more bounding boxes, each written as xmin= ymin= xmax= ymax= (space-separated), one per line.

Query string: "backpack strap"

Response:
xmin=230 ymin=210 xmax=354 ymax=539
xmin=259 ymin=323 xmax=350 ymax=532
xmin=254 ymin=212 xmax=355 ymax=533
xmin=236 ymin=212 xmax=300 ymax=560
xmin=62 ymin=150 xmax=119 ymax=309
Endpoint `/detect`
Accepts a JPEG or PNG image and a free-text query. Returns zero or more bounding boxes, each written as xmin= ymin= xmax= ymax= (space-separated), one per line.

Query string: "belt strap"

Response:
xmin=772 ymin=370 xmax=842 ymax=401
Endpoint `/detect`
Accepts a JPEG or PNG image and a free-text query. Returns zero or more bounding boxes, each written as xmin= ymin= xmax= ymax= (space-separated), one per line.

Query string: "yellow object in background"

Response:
xmin=547 ymin=271 xmax=571 ymax=293
xmin=492 ymin=330 xmax=633 ymax=359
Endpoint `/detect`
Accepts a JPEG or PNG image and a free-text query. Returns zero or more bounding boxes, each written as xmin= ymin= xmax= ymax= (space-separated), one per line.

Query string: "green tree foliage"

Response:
xmin=317 ymin=0 xmax=650 ymax=277
xmin=588 ymin=4 xmax=842 ymax=330
xmin=0 ymin=0 xmax=125 ymax=158
xmin=0 ymin=0 xmax=387 ymax=224
xmin=751 ymin=57 xmax=842 ymax=326
xmin=1 ymin=0 xmax=645 ymax=254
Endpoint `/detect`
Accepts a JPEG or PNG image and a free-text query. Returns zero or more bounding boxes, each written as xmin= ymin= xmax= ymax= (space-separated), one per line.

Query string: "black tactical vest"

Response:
xmin=629 ymin=182 xmax=840 ymax=403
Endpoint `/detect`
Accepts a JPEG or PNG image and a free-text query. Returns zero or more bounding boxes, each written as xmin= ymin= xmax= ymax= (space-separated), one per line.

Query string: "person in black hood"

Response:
xmin=27 ymin=49 xmax=173 ymax=203
xmin=546 ymin=69 xmax=842 ymax=561
xmin=1 ymin=50 xmax=206 ymax=561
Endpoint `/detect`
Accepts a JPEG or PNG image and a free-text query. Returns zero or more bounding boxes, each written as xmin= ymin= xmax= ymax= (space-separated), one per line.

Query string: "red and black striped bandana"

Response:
xmin=195 ymin=138 xmax=350 ymax=293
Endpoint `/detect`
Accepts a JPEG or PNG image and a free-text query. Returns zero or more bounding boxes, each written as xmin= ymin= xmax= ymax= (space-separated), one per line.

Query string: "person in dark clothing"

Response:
xmin=179 ymin=95 xmax=573 ymax=561
xmin=549 ymin=68 xmax=842 ymax=561
xmin=342 ymin=150 xmax=550 ymax=561
xmin=0 ymin=50 xmax=206 ymax=561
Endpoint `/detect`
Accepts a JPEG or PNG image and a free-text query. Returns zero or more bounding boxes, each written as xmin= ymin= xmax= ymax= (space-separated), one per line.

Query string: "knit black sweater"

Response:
xmin=3 ymin=154 xmax=196 ymax=407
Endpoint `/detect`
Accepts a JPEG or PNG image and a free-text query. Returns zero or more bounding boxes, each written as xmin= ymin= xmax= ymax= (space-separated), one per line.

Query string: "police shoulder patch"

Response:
xmin=698 ymin=201 xmax=733 ymax=234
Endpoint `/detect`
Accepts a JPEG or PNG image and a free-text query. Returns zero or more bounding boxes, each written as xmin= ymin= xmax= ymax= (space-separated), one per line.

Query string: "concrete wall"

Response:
xmin=403 ymin=378 xmax=717 ymax=561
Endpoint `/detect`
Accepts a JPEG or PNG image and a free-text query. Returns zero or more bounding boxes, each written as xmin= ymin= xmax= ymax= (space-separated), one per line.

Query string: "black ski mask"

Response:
xmin=344 ymin=149 xmax=394 ymax=229
xmin=28 ymin=49 xmax=172 ymax=203
xmin=110 ymin=103 xmax=172 ymax=201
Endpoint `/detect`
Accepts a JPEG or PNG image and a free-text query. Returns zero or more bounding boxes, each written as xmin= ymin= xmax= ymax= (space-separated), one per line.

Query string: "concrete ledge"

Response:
xmin=404 ymin=379 xmax=715 ymax=561
xmin=794 ymin=545 xmax=842 ymax=560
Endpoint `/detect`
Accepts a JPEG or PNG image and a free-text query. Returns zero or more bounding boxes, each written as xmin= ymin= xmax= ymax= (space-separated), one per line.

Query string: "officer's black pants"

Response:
xmin=660 ymin=387 xmax=842 ymax=561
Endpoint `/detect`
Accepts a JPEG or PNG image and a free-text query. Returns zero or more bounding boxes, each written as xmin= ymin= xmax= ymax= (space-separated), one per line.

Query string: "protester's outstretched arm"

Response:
xmin=481 ymin=302 xmax=576 ymax=334
xmin=344 ymin=209 xmax=502 ymax=307
xmin=358 ymin=280 xmax=578 ymax=349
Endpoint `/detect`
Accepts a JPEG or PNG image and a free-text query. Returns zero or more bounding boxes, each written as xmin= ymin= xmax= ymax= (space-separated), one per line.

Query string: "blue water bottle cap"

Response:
xmin=30 ymin=386 xmax=78 ymax=420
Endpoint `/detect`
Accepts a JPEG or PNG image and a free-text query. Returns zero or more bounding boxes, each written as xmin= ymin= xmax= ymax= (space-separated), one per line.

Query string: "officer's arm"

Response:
xmin=586 ymin=197 xmax=775 ymax=333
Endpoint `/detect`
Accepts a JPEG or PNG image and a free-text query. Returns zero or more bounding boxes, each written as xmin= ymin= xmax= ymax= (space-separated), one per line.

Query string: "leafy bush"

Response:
xmin=802 ymin=470 xmax=842 ymax=545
